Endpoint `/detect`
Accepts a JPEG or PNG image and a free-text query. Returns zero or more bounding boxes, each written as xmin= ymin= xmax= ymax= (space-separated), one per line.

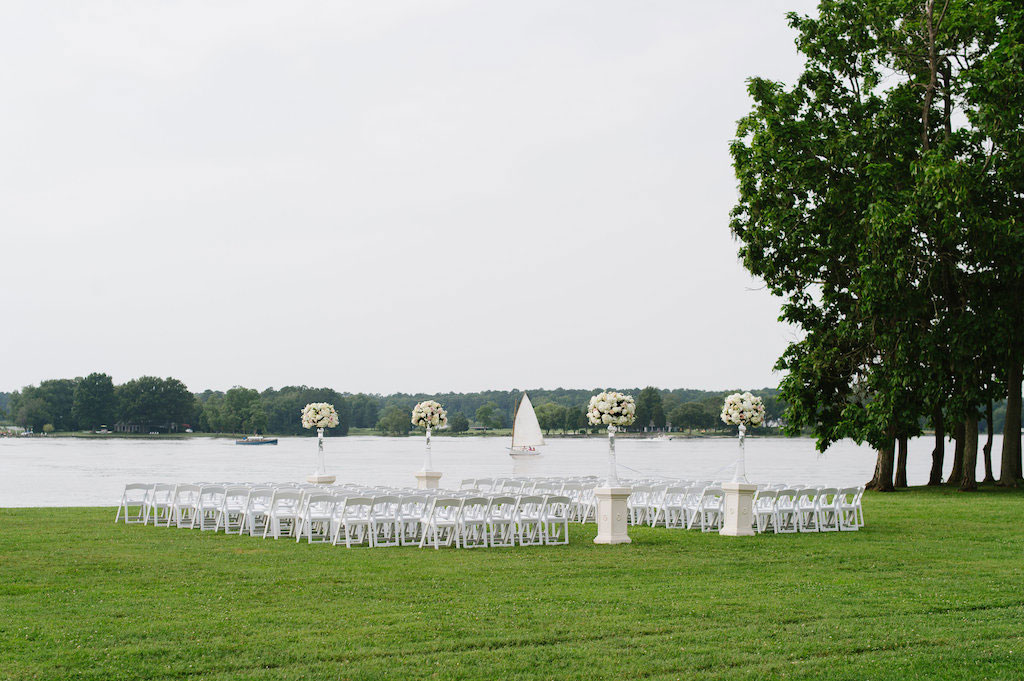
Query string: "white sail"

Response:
xmin=511 ymin=393 xmax=545 ymax=449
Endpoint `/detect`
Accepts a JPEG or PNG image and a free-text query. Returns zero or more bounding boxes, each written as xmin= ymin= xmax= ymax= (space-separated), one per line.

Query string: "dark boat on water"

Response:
xmin=235 ymin=435 xmax=278 ymax=445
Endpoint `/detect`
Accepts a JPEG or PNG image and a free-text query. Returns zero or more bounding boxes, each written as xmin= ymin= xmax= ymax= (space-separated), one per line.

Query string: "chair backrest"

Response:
xmin=304 ymin=493 xmax=337 ymax=515
xmin=342 ymin=497 xmax=373 ymax=520
xmin=269 ymin=490 xmax=301 ymax=512
xmin=837 ymin=486 xmax=858 ymax=504
xmin=122 ymin=483 xmax=151 ymax=501
xmin=371 ymin=496 xmax=400 ymax=517
xmin=817 ymin=487 xmax=839 ymax=506
xmin=223 ymin=486 xmax=251 ymax=505
xmin=486 ymin=496 xmax=517 ymax=520
xmin=246 ymin=487 xmax=274 ymax=508
xmin=174 ymin=484 xmax=201 ymax=503
xmin=460 ymin=497 xmax=489 ymax=520
xmin=516 ymin=495 xmax=545 ymax=516
xmin=544 ymin=495 xmax=571 ymax=519
xmin=459 ymin=478 xmax=476 ymax=489
xmin=754 ymin=489 xmax=778 ymax=508
xmin=152 ymin=483 xmax=176 ymax=502
xmin=775 ymin=489 xmax=797 ymax=506
xmin=475 ymin=478 xmax=494 ymax=492
xmin=398 ymin=495 xmax=428 ymax=517
xmin=198 ymin=485 xmax=226 ymax=504
xmin=428 ymin=497 xmax=463 ymax=521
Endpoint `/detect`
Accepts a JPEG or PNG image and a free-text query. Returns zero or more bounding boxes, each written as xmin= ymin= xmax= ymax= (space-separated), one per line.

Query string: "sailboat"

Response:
xmin=509 ymin=393 xmax=545 ymax=458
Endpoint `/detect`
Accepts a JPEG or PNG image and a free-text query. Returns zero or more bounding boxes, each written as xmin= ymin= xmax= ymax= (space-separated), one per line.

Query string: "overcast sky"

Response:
xmin=1 ymin=1 xmax=819 ymax=395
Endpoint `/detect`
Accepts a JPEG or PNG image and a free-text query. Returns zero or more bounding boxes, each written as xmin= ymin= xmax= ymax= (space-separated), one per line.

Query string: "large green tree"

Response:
xmin=72 ymin=373 xmax=115 ymax=430
xmin=731 ymin=0 xmax=1009 ymax=491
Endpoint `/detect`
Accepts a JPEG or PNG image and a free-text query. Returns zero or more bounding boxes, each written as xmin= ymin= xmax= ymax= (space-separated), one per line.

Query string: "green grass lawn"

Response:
xmin=2 ymin=487 xmax=1023 ymax=680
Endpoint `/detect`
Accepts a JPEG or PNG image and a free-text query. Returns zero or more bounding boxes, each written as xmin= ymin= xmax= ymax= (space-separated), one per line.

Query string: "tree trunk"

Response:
xmin=999 ymin=358 xmax=1022 ymax=486
xmin=928 ymin=403 xmax=945 ymax=485
xmin=959 ymin=413 xmax=979 ymax=491
xmin=982 ymin=400 xmax=995 ymax=483
xmin=895 ymin=433 xmax=909 ymax=488
xmin=947 ymin=420 xmax=965 ymax=486
xmin=866 ymin=435 xmax=896 ymax=492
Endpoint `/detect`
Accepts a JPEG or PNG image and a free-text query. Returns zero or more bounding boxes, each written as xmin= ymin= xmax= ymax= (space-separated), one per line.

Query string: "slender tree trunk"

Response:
xmin=928 ymin=403 xmax=945 ymax=485
xmin=982 ymin=400 xmax=995 ymax=483
xmin=866 ymin=434 xmax=896 ymax=492
xmin=895 ymin=433 xmax=909 ymax=488
xmin=960 ymin=413 xmax=979 ymax=491
xmin=999 ymin=358 xmax=1022 ymax=486
xmin=947 ymin=420 xmax=965 ymax=486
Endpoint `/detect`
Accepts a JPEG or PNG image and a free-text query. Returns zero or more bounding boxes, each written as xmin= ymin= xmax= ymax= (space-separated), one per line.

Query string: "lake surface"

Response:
xmin=0 ymin=434 xmax=1004 ymax=507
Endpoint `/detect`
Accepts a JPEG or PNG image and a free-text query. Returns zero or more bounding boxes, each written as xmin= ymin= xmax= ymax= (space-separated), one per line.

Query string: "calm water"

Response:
xmin=0 ymin=434 xmax=1003 ymax=507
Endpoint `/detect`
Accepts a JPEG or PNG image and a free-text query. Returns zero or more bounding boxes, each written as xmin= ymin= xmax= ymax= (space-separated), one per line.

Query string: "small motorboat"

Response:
xmin=236 ymin=435 xmax=278 ymax=445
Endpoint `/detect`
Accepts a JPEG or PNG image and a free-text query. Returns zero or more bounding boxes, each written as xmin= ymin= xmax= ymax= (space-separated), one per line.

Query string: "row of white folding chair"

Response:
xmin=418 ymin=495 xmax=571 ymax=549
xmin=753 ymin=487 xmax=864 ymax=533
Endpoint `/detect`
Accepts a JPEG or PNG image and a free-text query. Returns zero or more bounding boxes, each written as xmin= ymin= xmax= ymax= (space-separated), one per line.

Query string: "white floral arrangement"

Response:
xmin=587 ymin=391 xmax=636 ymax=427
xmin=301 ymin=402 xmax=340 ymax=430
xmin=411 ymin=400 xmax=447 ymax=429
xmin=720 ymin=392 xmax=766 ymax=427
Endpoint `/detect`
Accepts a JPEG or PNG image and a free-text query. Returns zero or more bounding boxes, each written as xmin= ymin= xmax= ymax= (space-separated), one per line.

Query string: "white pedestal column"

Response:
xmin=719 ymin=481 xmax=757 ymax=536
xmin=307 ymin=427 xmax=336 ymax=483
xmin=415 ymin=471 xmax=442 ymax=489
xmin=593 ymin=486 xmax=632 ymax=544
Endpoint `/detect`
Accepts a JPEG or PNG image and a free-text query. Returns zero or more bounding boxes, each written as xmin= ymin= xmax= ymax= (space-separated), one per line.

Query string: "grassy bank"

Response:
xmin=1 ymin=487 xmax=1022 ymax=680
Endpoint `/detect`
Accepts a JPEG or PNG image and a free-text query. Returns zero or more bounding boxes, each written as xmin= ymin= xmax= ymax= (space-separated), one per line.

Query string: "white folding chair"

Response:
xmin=171 ymin=484 xmax=201 ymax=528
xmin=486 ymin=496 xmax=518 ymax=547
xmin=753 ymin=489 xmax=779 ymax=534
xmin=796 ymin=487 xmax=821 ymax=532
xmin=145 ymin=483 xmax=176 ymax=526
xmin=515 ymin=495 xmax=545 ymax=546
xmin=297 ymin=493 xmax=338 ymax=543
xmin=115 ymin=483 xmax=152 ymax=524
xmin=241 ymin=487 xmax=274 ymax=537
xmin=457 ymin=497 xmax=490 ymax=548
xmin=263 ymin=490 xmax=302 ymax=539
xmin=774 ymin=488 xmax=799 ymax=532
xmin=370 ymin=496 xmax=401 ymax=547
xmin=687 ymin=486 xmax=724 ymax=532
xmin=837 ymin=486 xmax=861 ymax=531
xmin=332 ymin=497 xmax=373 ymax=547
xmin=816 ymin=487 xmax=840 ymax=532
xmin=398 ymin=495 xmax=428 ymax=546
xmin=541 ymin=495 xmax=571 ymax=545
xmin=192 ymin=485 xmax=225 ymax=530
xmin=419 ymin=498 xmax=463 ymax=549
xmin=216 ymin=486 xmax=251 ymax=533
xmin=659 ymin=486 xmax=688 ymax=529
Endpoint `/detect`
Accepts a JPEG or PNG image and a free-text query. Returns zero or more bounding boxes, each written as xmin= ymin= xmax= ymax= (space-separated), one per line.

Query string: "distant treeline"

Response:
xmin=2 ymin=375 xmax=1016 ymax=437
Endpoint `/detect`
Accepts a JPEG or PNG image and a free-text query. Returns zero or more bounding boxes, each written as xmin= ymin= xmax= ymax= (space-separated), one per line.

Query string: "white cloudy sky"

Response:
xmin=1 ymin=1 xmax=817 ymax=394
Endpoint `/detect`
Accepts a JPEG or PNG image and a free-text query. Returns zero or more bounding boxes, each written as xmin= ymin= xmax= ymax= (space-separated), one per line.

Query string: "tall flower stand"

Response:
xmin=307 ymin=427 xmax=337 ymax=484
xmin=414 ymin=427 xmax=442 ymax=489
xmin=720 ymin=423 xmax=754 ymax=536
xmin=594 ymin=425 xmax=631 ymax=544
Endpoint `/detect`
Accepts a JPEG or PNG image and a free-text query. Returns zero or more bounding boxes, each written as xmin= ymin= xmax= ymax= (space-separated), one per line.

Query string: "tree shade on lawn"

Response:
xmin=0 ymin=487 xmax=1022 ymax=680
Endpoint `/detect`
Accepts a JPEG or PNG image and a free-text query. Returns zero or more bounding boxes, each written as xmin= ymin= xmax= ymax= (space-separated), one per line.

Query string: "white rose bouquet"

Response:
xmin=411 ymin=400 xmax=447 ymax=429
xmin=301 ymin=402 xmax=340 ymax=430
xmin=720 ymin=392 xmax=766 ymax=427
xmin=587 ymin=391 xmax=636 ymax=428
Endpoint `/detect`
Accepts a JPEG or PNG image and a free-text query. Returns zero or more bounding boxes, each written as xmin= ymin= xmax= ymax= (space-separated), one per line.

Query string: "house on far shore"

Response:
xmin=114 ymin=422 xmax=184 ymax=434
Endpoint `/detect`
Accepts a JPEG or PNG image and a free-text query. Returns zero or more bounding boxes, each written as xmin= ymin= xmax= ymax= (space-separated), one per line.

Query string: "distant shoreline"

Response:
xmin=6 ymin=428 xmax=794 ymax=441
